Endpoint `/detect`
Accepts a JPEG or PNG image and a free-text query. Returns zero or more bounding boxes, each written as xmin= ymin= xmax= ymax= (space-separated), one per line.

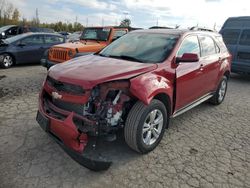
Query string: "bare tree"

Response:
xmin=4 ymin=2 xmax=14 ymax=19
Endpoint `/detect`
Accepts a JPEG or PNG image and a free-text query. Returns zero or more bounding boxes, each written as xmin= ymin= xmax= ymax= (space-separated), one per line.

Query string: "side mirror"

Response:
xmin=176 ymin=53 xmax=199 ymax=63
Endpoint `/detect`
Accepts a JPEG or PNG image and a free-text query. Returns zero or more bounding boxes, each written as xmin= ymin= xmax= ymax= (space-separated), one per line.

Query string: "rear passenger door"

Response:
xmin=15 ymin=35 xmax=45 ymax=63
xmin=198 ymin=35 xmax=221 ymax=93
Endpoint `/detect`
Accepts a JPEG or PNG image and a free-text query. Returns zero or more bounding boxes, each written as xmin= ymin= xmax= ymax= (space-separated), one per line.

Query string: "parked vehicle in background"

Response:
xmin=41 ymin=26 xmax=129 ymax=69
xmin=0 ymin=25 xmax=54 ymax=40
xmin=0 ymin=33 xmax=65 ymax=68
xmin=66 ymin=31 xmax=82 ymax=42
xmin=220 ymin=16 xmax=250 ymax=74
xmin=36 ymin=29 xmax=231 ymax=171
xmin=58 ymin=31 xmax=71 ymax=36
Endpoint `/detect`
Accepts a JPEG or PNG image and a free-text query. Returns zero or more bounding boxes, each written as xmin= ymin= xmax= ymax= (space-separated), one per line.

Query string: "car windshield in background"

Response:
xmin=80 ymin=28 xmax=111 ymax=41
xmin=0 ymin=25 xmax=13 ymax=32
xmin=4 ymin=34 xmax=26 ymax=44
xmin=98 ymin=33 xmax=178 ymax=63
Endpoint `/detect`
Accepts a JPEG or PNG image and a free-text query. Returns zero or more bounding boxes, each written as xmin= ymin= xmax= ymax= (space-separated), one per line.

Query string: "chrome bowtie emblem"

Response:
xmin=51 ymin=92 xmax=62 ymax=99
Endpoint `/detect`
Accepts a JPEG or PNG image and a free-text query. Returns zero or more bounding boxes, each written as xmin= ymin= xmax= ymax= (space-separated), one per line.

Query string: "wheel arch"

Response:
xmin=224 ymin=70 xmax=230 ymax=79
xmin=153 ymin=93 xmax=172 ymax=116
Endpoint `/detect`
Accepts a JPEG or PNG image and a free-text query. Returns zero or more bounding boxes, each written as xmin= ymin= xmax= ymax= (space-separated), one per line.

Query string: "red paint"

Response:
xmin=48 ymin=55 xmax=157 ymax=89
xmin=38 ymin=29 xmax=231 ymax=154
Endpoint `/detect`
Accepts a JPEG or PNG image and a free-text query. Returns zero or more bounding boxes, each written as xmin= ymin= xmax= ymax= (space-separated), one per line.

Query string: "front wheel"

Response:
xmin=124 ymin=99 xmax=168 ymax=154
xmin=0 ymin=54 xmax=14 ymax=68
xmin=210 ymin=76 xmax=228 ymax=105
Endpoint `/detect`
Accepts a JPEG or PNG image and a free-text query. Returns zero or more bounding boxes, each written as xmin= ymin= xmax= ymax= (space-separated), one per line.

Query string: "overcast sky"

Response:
xmin=11 ymin=0 xmax=250 ymax=30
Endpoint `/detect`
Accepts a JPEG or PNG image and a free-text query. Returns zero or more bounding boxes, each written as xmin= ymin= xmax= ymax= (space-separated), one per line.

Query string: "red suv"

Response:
xmin=36 ymin=29 xmax=231 ymax=171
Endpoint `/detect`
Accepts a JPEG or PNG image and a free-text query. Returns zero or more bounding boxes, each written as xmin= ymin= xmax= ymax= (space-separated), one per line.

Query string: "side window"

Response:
xmin=199 ymin=36 xmax=216 ymax=57
xmin=177 ymin=35 xmax=200 ymax=57
xmin=221 ymin=29 xmax=240 ymax=45
xmin=113 ymin=30 xmax=127 ymax=39
xmin=239 ymin=30 xmax=250 ymax=46
xmin=21 ymin=35 xmax=44 ymax=45
xmin=7 ymin=27 xmax=18 ymax=35
xmin=44 ymin=35 xmax=64 ymax=44
xmin=215 ymin=36 xmax=228 ymax=53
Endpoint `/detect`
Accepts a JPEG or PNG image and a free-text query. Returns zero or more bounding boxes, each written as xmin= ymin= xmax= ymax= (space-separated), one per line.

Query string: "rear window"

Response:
xmin=239 ymin=30 xmax=250 ymax=46
xmin=221 ymin=29 xmax=240 ymax=45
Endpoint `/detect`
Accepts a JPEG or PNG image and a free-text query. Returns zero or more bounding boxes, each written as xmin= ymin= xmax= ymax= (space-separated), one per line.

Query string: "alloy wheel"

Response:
xmin=142 ymin=109 xmax=164 ymax=146
xmin=3 ymin=55 xmax=13 ymax=67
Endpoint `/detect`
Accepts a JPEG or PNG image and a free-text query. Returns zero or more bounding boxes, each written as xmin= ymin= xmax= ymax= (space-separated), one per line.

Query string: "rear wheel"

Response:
xmin=0 ymin=54 xmax=14 ymax=68
xmin=124 ymin=99 xmax=168 ymax=153
xmin=210 ymin=76 xmax=228 ymax=105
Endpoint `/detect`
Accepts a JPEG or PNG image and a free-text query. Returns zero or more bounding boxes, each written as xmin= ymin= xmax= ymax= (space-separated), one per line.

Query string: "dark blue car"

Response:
xmin=220 ymin=16 xmax=250 ymax=74
xmin=0 ymin=33 xmax=65 ymax=68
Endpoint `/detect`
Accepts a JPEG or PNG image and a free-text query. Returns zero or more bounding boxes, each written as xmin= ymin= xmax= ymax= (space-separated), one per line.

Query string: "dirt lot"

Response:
xmin=0 ymin=65 xmax=250 ymax=188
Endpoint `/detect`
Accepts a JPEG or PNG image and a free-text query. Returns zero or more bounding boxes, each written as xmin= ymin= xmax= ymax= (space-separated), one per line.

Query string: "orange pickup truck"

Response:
xmin=41 ymin=26 xmax=129 ymax=69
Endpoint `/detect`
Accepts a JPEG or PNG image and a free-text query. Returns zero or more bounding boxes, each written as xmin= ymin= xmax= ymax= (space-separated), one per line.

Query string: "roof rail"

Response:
xmin=149 ymin=26 xmax=174 ymax=29
xmin=189 ymin=26 xmax=215 ymax=32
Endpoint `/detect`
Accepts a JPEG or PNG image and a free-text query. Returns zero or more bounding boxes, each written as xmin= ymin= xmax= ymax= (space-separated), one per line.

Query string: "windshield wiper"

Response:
xmin=107 ymin=55 xmax=144 ymax=63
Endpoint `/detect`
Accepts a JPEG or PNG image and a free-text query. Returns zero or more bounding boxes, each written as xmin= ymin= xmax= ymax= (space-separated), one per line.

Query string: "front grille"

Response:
xmin=44 ymin=92 xmax=84 ymax=117
xmin=51 ymin=49 xmax=68 ymax=61
xmin=47 ymin=76 xmax=84 ymax=95
xmin=238 ymin=52 xmax=250 ymax=61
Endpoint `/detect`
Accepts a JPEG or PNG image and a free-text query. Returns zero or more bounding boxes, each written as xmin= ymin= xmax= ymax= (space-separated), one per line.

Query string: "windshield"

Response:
xmin=0 ymin=25 xmax=14 ymax=32
xmin=80 ymin=28 xmax=111 ymax=41
xmin=98 ymin=32 xmax=178 ymax=63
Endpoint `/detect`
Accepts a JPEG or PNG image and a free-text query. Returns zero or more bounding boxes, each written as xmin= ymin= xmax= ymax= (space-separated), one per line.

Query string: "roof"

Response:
xmin=20 ymin=32 xmax=63 ymax=37
xmin=131 ymin=29 xmax=220 ymax=37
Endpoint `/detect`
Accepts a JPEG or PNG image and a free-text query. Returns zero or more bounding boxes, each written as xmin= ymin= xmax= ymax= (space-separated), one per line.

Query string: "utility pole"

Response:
xmin=35 ymin=8 xmax=39 ymax=26
xmin=102 ymin=17 xmax=104 ymax=26
xmin=86 ymin=17 xmax=88 ymax=27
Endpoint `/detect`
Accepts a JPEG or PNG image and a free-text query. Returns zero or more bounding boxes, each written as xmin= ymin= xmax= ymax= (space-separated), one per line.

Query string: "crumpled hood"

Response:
xmin=52 ymin=41 xmax=106 ymax=52
xmin=49 ymin=55 xmax=157 ymax=89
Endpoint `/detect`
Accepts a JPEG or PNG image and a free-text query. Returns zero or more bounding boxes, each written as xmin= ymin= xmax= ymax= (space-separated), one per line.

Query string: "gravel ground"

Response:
xmin=0 ymin=65 xmax=250 ymax=188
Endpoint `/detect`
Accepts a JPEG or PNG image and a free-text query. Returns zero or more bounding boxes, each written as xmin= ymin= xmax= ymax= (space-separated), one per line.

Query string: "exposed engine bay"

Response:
xmin=77 ymin=81 xmax=132 ymax=136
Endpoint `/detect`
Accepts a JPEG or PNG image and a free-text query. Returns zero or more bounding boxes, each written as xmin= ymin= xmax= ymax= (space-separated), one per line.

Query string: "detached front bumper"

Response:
xmin=36 ymin=105 xmax=112 ymax=171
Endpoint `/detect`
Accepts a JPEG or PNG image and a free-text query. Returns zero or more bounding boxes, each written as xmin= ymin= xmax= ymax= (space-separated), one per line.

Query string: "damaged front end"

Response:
xmin=36 ymin=76 xmax=132 ymax=171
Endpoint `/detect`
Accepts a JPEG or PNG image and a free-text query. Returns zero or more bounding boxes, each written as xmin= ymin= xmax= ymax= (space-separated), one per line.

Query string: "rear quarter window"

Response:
xmin=215 ymin=36 xmax=228 ymax=53
xmin=45 ymin=35 xmax=64 ymax=44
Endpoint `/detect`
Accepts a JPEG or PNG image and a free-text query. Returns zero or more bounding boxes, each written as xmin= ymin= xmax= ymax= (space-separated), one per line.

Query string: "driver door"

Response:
xmin=175 ymin=35 xmax=205 ymax=111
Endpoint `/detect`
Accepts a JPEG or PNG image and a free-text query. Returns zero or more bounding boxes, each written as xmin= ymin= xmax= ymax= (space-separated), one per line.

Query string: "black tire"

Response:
xmin=0 ymin=53 xmax=14 ymax=68
xmin=209 ymin=76 xmax=228 ymax=105
xmin=124 ymin=99 xmax=169 ymax=154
